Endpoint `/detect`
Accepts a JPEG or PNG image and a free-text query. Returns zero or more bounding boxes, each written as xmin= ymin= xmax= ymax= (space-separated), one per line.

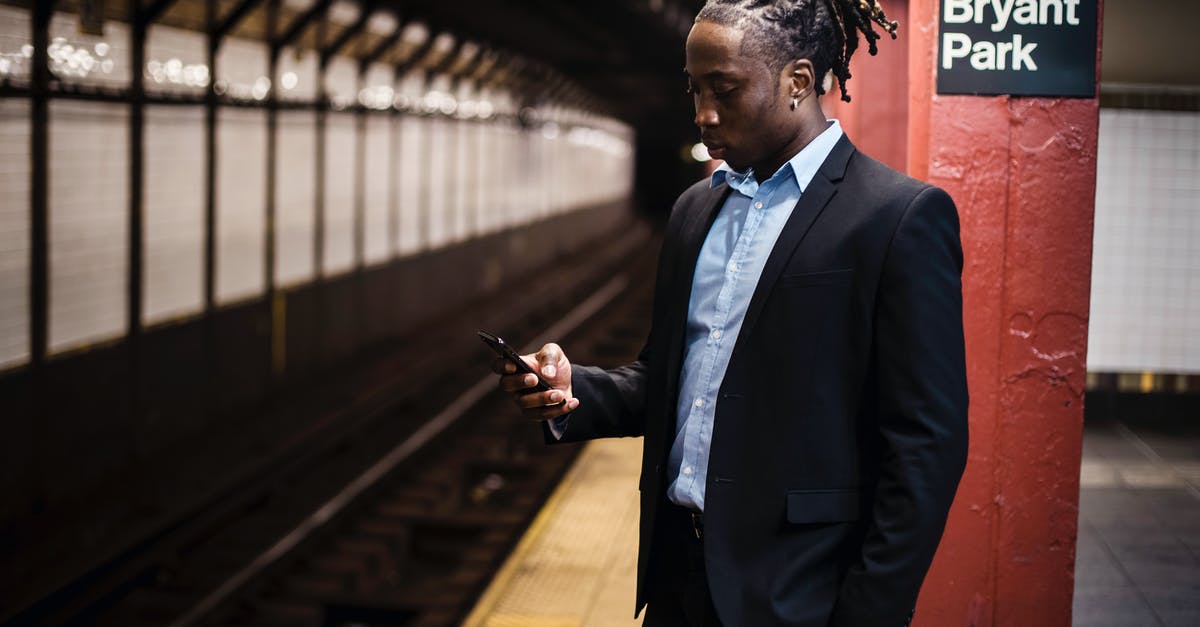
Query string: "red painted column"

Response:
xmin=822 ymin=1 xmax=910 ymax=173
xmin=905 ymin=1 xmax=1101 ymax=625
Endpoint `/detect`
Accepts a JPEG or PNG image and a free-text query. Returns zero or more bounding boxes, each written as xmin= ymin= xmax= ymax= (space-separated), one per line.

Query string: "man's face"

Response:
xmin=685 ymin=20 xmax=795 ymax=173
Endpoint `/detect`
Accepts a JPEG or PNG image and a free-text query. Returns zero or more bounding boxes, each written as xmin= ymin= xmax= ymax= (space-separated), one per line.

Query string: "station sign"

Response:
xmin=937 ymin=0 xmax=1097 ymax=97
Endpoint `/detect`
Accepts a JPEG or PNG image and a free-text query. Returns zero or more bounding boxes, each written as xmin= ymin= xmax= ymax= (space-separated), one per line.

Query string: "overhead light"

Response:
xmin=368 ymin=12 xmax=398 ymax=36
xmin=328 ymin=0 xmax=360 ymax=26
xmin=401 ymin=22 xmax=429 ymax=45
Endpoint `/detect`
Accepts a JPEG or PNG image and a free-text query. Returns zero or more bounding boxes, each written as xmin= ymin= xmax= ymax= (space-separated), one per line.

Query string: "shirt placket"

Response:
xmin=681 ymin=186 xmax=772 ymax=497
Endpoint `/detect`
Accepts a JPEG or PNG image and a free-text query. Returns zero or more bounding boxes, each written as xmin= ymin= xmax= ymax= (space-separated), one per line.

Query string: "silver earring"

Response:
xmin=791 ymin=96 xmax=799 ymax=110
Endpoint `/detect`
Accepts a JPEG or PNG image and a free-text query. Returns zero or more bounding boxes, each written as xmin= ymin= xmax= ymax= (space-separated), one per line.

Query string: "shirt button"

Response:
xmin=694 ymin=398 xmax=704 ymax=408
xmin=727 ymin=261 xmax=737 ymax=272
xmin=711 ymin=329 xmax=721 ymax=339
xmin=754 ymin=201 xmax=763 ymax=209
xmin=683 ymin=466 xmax=693 ymax=475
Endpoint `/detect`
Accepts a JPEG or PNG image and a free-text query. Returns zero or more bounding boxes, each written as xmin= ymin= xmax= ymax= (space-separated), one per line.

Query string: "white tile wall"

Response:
xmin=396 ymin=114 xmax=422 ymax=255
xmin=278 ymin=47 xmax=318 ymax=102
xmin=325 ymin=56 xmax=358 ymax=107
xmin=48 ymin=100 xmax=128 ymax=354
xmin=275 ymin=110 xmax=316 ymax=287
xmin=216 ymin=37 xmax=268 ymax=101
xmin=146 ymin=23 xmax=207 ymax=96
xmin=426 ymin=116 xmax=448 ymax=248
xmin=323 ymin=114 xmax=356 ymax=275
xmin=143 ymin=105 xmax=204 ymax=324
xmin=0 ymin=98 xmax=30 ymax=369
xmin=468 ymin=121 xmax=487 ymax=234
xmin=48 ymin=11 xmax=130 ymax=88
xmin=1089 ymin=109 xmax=1200 ymax=374
xmin=215 ymin=107 xmax=266 ymax=304
xmin=0 ymin=6 xmax=31 ymax=83
xmin=448 ymin=118 xmax=469 ymax=243
xmin=363 ymin=115 xmax=391 ymax=265
xmin=363 ymin=63 xmax=393 ymax=98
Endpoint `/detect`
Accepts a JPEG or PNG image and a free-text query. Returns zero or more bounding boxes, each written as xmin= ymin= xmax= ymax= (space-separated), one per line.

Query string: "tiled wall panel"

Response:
xmin=278 ymin=47 xmax=318 ymax=102
xmin=0 ymin=6 xmax=31 ymax=82
xmin=363 ymin=115 xmax=391 ymax=264
xmin=0 ymin=98 xmax=29 ymax=369
xmin=323 ymin=114 xmax=357 ymax=274
xmin=48 ymin=100 xmax=128 ymax=354
xmin=448 ymin=119 xmax=470 ymax=242
xmin=143 ymin=105 xmax=204 ymax=324
xmin=215 ymin=107 xmax=266 ymax=304
xmin=275 ymin=110 xmax=316 ymax=286
xmin=215 ymin=38 xmax=268 ymax=101
xmin=145 ymin=23 xmax=207 ymax=96
xmin=48 ymin=11 xmax=130 ymax=88
xmin=426 ymin=117 xmax=448 ymax=248
xmin=1089 ymin=109 xmax=1200 ymax=373
xmin=397 ymin=115 xmax=423 ymax=255
xmin=325 ymin=57 xmax=358 ymax=108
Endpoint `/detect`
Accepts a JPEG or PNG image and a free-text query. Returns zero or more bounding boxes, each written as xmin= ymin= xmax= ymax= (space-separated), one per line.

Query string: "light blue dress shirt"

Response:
xmin=666 ymin=120 xmax=844 ymax=512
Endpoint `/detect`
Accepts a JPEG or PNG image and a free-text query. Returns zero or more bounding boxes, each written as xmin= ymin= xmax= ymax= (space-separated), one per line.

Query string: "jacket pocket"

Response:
xmin=785 ymin=488 xmax=862 ymax=524
xmin=777 ymin=268 xmax=853 ymax=287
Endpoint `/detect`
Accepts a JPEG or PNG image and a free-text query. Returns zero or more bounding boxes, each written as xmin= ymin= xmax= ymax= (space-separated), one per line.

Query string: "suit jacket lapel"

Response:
xmin=734 ymin=136 xmax=856 ymax=352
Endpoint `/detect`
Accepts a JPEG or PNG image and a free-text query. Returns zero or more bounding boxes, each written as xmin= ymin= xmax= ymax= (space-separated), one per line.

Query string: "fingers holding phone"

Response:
xmin=481 ymin=332 xmax=578 ymax=421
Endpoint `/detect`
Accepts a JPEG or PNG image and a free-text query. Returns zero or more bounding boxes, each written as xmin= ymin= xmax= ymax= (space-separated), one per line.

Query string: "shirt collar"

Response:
xmin=710 ymin=119 xmax=844 ymax=197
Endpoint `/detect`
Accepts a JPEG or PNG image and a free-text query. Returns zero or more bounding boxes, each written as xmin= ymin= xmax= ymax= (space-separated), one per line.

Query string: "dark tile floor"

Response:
xmin=1075 ymin=413 xmax=1200 ymax=626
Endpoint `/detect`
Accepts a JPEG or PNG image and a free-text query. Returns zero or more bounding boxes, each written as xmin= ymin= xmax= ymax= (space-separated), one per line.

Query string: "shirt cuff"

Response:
xmin=546 ymin=415 xmax=569 ymax=440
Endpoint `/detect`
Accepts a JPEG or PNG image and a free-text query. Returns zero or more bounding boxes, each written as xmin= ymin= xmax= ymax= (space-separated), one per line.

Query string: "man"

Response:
xmin=494 ymin=1 xmax=968 ymax=625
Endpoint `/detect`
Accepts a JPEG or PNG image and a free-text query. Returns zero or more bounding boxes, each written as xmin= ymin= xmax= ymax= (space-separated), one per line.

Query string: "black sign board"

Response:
xmin=937 ymin=0 xmax=1097 ymax=97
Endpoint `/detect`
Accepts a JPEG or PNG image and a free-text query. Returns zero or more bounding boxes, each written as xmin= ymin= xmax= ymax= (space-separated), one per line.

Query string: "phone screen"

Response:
xmin=478 ymin=330 xmax=553 ymax=392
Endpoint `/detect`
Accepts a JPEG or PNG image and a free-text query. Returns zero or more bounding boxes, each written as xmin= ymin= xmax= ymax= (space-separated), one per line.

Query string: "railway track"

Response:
xmin=8 ymin=222 xmax=658 ymax=627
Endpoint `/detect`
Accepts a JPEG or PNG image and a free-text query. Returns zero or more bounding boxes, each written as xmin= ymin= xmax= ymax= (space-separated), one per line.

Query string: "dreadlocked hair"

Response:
xmin=696 ymin=0 xmax=899 ymax=102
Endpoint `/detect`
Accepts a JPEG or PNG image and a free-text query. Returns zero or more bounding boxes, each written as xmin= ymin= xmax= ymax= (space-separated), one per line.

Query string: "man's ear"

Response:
xmin=788 ymin=59 xmax=816 ymax=99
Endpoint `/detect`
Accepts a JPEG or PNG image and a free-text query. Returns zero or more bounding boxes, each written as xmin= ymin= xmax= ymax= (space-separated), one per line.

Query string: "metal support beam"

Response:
xmin=129 ymin=0 xmax=148 ymax=435
xmin=359 ymin=12 xmax=407 ymax=71
xmin=266 ymin=0 xmax=283 ymax=379
xmin=321 ymin=0 xmax=378 ymax=64
xmin=139 ymin=0 xmax=181 ymax=28
xmin=30 ymin=1 xmax=52 ymax=370
xmin=211 ymin=0 xmax=266 ymax=41
xmin=204 ymin=0 xmax=217 ymax=314
xmin=391 ymin=31 xmax=441 ymax=78
xmin=29 ymin=0 xmax=54 ymax=518
xmin=272 ymin=0 xmax=333 ymax=52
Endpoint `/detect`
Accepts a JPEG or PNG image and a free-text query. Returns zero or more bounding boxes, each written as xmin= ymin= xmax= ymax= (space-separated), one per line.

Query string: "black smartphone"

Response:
xmin=478 ymin=330 xmax=554 ymax=392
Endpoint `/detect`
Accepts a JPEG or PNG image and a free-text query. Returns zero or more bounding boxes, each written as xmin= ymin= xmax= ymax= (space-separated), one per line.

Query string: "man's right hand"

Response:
xmin=492 ymin=342 xmax=579 ymax=422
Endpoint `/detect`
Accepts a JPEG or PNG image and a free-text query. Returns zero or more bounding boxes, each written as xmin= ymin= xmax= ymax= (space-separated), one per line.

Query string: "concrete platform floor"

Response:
xmin=463 ymin=411 xmax=1199 ymax=626
xmin=1074 ymin=413 xmax=1200 ymax=626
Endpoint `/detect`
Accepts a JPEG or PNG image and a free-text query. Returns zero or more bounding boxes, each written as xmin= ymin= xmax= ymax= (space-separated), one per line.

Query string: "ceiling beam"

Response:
xmin=359 ymin=11 xmax=407 ymax=70
xmin=211 ymin=0 xmax=265 ymax=40
xmin=321 ymin=0 xmax=379 ymax=62
xmin=139 ymin=0 xmax=181 ymax=27
xmin=272 ymin=0 xmax=333 ymax=51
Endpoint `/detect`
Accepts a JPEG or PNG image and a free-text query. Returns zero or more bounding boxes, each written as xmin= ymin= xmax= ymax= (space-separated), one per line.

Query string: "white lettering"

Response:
xmin=970 ymin=41 xmax=995 ymax=70
xmin=943 ymin=33 xmax=1039 ymax=71
xmin=1040 ymin=0 xmax=1063 ymax=25
xmin=1064 ymin=0 xmax=1081 ymax=25
xmin=990 ymin=0 xmax=1016 ymax=31
xmin=974 ymin=0 xmax=990 ymax=24
xmin=1012 ymin=34 xmax=1038 ymax=70
xmin=997 ymin=41 xmax=1015 ymax=69
xmin=945 ymin=0 xmax=973 ymax=23
xmin=1013 ymin=0 xmax=1038 ymax=25
xmin=942 ymin=32 xmax=972 ymax=69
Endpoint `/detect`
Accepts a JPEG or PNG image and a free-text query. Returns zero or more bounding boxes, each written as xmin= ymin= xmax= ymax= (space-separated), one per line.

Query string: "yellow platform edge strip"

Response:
xmin=461 ymin=444 xmax=594 ymax=627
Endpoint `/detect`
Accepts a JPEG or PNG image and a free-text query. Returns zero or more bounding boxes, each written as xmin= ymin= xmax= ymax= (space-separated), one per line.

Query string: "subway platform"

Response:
xmin=462 ymin=411 xmax=1200 ymax=627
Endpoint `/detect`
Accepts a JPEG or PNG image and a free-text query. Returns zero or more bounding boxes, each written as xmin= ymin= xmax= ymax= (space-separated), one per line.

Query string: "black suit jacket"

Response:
xmin=553 ymin=136 xmax=969 ymax=626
